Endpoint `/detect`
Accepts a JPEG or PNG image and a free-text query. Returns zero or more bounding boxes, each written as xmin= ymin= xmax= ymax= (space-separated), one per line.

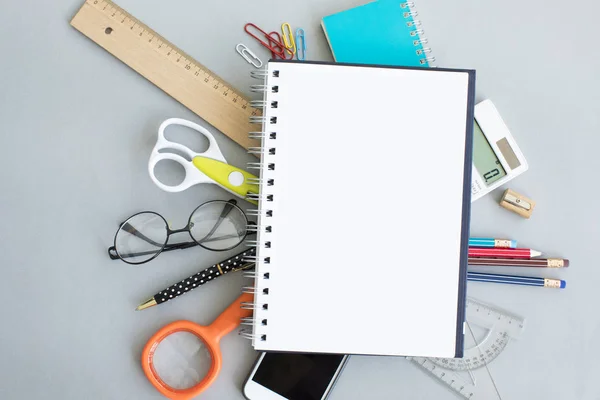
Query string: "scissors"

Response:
xmin=142 ymin=292 xmax=254 ymax=400
xmin=149 ymin=118 xmax=259 ymax=205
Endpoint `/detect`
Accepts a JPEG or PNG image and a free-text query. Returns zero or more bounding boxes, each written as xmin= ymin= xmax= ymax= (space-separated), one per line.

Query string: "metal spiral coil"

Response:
xmin=247 ymin=162 xmax=263 ymax=170
xmin=401 ymin=1 xmax=436 ymax=66
xmin=250 ymin=100 xmax=267 ymax=108
xmin=249 ymin=100 xmax=279 ymax=110
xmin=242 ymin=286 xmax=259 ymax=294
xmin=241 ymin=302 xmax=269 ymax=311
xmin=249 ymin=85 xmax=279 ymax=94
xmin=248 ymin=131 xmax=264 ymax=140
xmin=249 ymin=116 xmax=266 ymax=124
xmin=250 ymin=70 xmax=269 ymax=79
xmin=250 ymin=84 xmax=268 ymax=93
xmin=249 ymin=116 xmax=278 ymax=124
xmin=242 ymin=271 xmax=259 ymax=278
xmin=242 ymin=271 xmax=270 ymax=279
xmin=242 ymin=286 xmax=270 ymax=295
xmin=241 ymin=68 xmax=278 ymax=344
xmin=243 ymin=255 xmax=271 ymax=264
xmin=239 ymin=329 xmax=267 ymax=341
xmin=245 ymin=177 xmax=274 ymax=186
xmin=246 ymin=194 xmax=261 ymax=203
xmin=241 ymin=317 xmax=268 ymax=327
xmin=246 ymin=177 xmax=261 ymax=185
xmin=240 ymin=302 xmax=258 ymax=310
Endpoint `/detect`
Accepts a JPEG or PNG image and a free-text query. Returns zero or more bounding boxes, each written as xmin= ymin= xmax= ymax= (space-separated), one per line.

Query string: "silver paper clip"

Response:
xmin=295 ymin=28 xmax=306 ymax=61
xmin=236 ymin=43 xmax=263 ymax=68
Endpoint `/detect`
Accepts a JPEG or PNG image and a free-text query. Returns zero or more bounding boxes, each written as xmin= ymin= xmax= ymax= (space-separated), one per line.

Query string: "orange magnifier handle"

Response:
xmin=142 ymin=292 xmax=254 ymax=400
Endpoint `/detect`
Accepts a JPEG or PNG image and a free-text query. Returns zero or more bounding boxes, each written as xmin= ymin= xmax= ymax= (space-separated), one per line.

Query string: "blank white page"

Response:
xmin=252 ymin=61 xmax=474 ymax=357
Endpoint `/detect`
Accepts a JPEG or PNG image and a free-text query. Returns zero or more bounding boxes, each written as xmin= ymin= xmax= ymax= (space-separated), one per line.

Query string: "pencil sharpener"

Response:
xmin=499 ymin=189 xmax=535 ymax=219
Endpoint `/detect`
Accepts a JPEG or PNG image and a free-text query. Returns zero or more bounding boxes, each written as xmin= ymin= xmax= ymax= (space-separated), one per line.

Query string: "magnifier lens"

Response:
xmin=152 ymin=332 xmax=213 ymax=389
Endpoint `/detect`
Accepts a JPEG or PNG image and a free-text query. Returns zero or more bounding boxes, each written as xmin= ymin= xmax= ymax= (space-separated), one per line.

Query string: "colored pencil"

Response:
xmin=469 ymin=237 xmax=517 ymax=248
xmin=468 ymin=257 xmax=569 ymax=268
xmin=468 ymin=248 xmax=542 ymax=259
xmin=468 ymin=272 xmax=566 ymax=289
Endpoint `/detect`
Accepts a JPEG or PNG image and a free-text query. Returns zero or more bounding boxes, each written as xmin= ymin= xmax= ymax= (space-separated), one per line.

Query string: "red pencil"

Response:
xmin=468 ymin=247 xmax=542 ymax=259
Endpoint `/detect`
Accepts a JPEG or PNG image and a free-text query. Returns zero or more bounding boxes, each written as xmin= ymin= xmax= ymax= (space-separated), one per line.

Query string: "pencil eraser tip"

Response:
xmin=560 ymin=280 xmax=566 ymax=289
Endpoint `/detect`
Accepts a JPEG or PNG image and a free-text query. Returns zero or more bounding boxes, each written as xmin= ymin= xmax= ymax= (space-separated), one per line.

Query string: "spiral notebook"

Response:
xmin=321 ymin=0 xmax=435 ymax=67
xmin=246 ymin=60 xmax=475 ymax=357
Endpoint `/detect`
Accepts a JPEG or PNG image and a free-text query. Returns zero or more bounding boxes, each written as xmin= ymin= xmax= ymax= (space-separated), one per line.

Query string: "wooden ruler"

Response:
xmin=70 ymin=0 xmax=260 ymax=151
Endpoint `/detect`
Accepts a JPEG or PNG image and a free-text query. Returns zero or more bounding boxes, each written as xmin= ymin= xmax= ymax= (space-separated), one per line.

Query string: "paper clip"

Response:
xmin=244 ymin=23 xmax=286 ymax=59
xmin=236 ymin=43 xmax=263 ymax=68
xmin=281 ymin=23 xmax=296 ymax=54
xmin=267 ymin=32 xmax=285 ymax=59
xmin=267 ymin=31 xmax=294 ymax=60
xmin=295 ymin=28 xmax=306 ymax=60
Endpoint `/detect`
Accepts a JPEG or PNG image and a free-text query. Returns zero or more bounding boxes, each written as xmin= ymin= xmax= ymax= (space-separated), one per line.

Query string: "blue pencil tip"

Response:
xmin=560 ymin=280 xmax=567 ymax=289
xmin=510 ymin=240 xmax=518 ymax=248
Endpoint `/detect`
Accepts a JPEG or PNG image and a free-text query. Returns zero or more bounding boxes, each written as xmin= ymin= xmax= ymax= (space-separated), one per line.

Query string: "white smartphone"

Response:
xmin=243 ymin=353 xmax=349 ymax=400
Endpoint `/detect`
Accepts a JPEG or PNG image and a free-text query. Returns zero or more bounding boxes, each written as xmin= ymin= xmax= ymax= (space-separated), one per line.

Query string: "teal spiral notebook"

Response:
xmin=321 ymin=0 xmax=435 ymax=67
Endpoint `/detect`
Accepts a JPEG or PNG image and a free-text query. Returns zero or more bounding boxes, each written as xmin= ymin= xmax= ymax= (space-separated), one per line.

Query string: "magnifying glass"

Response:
xmin=141 ymin=293 xmax=254 ymax=399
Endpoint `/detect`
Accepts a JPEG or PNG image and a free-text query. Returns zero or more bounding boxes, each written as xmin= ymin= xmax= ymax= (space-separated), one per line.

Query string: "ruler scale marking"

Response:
xmin=407 ymin=298 xmax=525 ymax=399
xmin=70 ymin=0 xmax=260 ymax=151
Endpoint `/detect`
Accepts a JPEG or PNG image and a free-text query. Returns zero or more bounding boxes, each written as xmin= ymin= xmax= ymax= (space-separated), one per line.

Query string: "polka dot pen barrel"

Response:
xmin=136 ymin=247 xmax=256 ymax=310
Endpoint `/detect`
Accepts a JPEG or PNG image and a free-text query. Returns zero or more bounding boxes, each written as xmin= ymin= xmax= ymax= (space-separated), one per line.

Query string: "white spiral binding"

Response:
xmin=401 ymin=1 xmax=436 ymax=66
xmin=239 ymin=68 xmax=279 ymax=343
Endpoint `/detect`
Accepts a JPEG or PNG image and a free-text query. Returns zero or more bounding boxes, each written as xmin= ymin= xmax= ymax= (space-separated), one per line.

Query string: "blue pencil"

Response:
xmin=467 ymin=272 xmax=566 ymax=289
xmin=469 ymin=237 xmax=517 ymax=248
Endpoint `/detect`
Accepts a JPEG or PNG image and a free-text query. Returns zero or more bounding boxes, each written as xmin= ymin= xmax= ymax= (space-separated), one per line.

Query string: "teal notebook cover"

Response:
xmin=322 ymin=0 xmax=432 ymax=67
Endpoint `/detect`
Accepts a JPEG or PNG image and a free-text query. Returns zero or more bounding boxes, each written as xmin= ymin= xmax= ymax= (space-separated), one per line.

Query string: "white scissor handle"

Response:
xmin=148 ymin=118 xmax=227 ymax=192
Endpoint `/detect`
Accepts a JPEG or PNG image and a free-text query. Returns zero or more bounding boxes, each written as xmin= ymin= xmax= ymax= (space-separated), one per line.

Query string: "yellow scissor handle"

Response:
xmin=193 ymin=156 xmax=259 ymax=205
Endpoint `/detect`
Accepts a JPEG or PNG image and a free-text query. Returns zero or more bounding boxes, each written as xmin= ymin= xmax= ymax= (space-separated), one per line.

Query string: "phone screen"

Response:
xmin=252 ymin=353 xmax=345 ymax=400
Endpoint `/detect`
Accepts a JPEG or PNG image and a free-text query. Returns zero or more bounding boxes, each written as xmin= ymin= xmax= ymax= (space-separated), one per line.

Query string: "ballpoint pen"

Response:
xmin=136 ymin=247 xmax=256 ymax=310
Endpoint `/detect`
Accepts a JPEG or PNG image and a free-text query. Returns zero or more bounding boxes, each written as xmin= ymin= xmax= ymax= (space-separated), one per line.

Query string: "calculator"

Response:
xmin=471 ymin=100 xmax=528 ymax=201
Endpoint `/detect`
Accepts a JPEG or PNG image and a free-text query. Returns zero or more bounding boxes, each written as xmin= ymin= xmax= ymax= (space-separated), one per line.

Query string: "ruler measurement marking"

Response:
xmin=90 ymin=0 xmax=243 ymax=101
xmin=409 ymin=298 xmax=525 ymax=399
xmin=73 ymin=0 xmax=258 ymax=150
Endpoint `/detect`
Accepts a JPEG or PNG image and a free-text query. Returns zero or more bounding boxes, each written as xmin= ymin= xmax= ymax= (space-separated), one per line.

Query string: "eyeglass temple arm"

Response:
xmin=107 ymin=241 xmax=198 ymax=260
xmin=107 ymin=230 xmax=256 ymax=260
xmin=120 ymin=222 xmax=165 ymax=247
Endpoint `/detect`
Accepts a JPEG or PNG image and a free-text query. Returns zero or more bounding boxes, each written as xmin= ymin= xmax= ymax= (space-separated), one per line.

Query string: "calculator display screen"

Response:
xmin=473 ymin=121 xmax=507 ymax=186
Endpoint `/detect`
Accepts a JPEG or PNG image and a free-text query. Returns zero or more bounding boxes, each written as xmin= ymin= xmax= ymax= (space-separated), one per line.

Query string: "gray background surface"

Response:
xmin=0 ymin=0 xmax=598 ymax=399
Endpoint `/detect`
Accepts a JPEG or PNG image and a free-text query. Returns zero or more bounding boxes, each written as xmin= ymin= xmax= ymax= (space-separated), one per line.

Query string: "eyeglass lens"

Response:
xmin=113 ymin=201 xmax=248 ymax=263
xmin=189 ymin=201 xmax=247 ymax=251
xmin=114 ymin=212 xmax=168 ymax=263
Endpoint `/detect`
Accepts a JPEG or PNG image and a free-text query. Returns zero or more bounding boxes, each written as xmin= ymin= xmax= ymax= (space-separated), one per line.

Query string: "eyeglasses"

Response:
xmin=108 ymin=199 xmax=252 ymax=264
